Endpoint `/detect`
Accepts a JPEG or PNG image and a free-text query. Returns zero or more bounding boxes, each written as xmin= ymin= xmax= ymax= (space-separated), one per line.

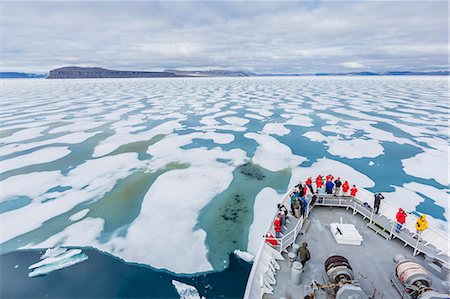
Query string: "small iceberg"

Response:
xmin=234 ymin=249 xmax=254 ymax=263
xmin=171 ymin=280 xmax=204 ymax=299
xmin=28 ymin=247 xmax=88 ymax=278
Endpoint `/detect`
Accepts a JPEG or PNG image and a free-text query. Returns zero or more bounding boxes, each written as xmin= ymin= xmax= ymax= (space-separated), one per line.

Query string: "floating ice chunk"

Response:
xmin=222 ymin=117 xmax=249 ymax=126
xmin=14 ymin=264 xmax=19 ymax=269
xmin=234 ymin=249 xmax=254 ymax=263
xmin=68 ymin=209 xmax=90 ymax=222
xmin=303 ymin=131 xmax=326 ymax=142
xmin=93 ymin=120 xmax=183 ymax=157
xmin=326 ymin=138 xmax=384 ymax=159
xmin=245 ymin=133 xmax=306 ymax=172
xmin=322 ymin=125 xmax=356 ymax=136
xmin=28 ymin=218 xmax=105 ymax=249
xmin=368 ymin=161 xmax=375 ymax=166
xmin=283 ymin=115 xmax=314 ymax=127
xmin=402 ymin=148 xmax=449 ymax=186
xmin=303 ymin=132 xmax=384 ymax=159
xmin=28 ymin=252 xmax=88 ymax=278
xmin=1 ymin=147 xmax=71 ymax=174
xmin=171 ymin=280 xmax=203 ymax=299
xmin=290 ymin=158 xmax=375 ymax=188
xmin=1 ymin=127 xmax=47 ymax=144
xmin=247 ymin=108 xmax=273 ymax=117
xmin=0 ymin=171 xmax=61 ymax=200
xmin=262 ymin=123 xmax=290 ymax=136
xmin=1 ymin=132 xmax=100 ymax=153
xmin=199 ymin=111 xmax=236 ymax=126
xmin=248 ymin=188 xmax=283 ymax=255
xmin=49 ymin=120 xmax=103 ymax=134
xmin=29 ymin=249 xmax=82 ymax=269
xmin=41 ymin=247 xmax=67 ymax=259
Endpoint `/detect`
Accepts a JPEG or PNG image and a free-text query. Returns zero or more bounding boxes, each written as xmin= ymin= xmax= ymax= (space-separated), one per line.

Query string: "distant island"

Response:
xmin=45 ymin=66 xmax=253 ymax=79
xmin=0 ymin=67 xmax=448 ymax=79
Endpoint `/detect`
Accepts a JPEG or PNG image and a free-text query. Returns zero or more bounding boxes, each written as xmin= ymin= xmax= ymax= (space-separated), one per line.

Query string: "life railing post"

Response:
xmin=389 ymin=221 xmax=395 ymax=240
xmin=413 ymin=236 xmax=420 ymax=256
xmin=370 ymin=207 xmax=374 ymax=224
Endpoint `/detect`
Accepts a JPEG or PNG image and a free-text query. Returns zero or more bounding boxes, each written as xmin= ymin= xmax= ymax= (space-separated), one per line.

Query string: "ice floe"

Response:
xmin=68 ymin=209 xmax=90 ymax=222
xmin=1 ymin=147 xmax=71 ymax=174
xmin=172 ymin=280 xmax=203 ymax=299
xmin=402 ymin=148 xmax=449 ymax=186
xmin=247 ymin=188 xmax=283 ymax=256
xmin=28 ymin=247 xmax=89 ymax=278
xmin=245 ymin=133 xmax=306 ymax=172
xmin=262 ymin=123 xmax=290 ymax=136
xmin=290 ymin=158 xmax=375 ymax=188
xmin=234 ymin=249 xmax=254 ymax=263
xmin=222 ymin=116 xmax=250 ymax=126
xmin=303 ymin=132 xmax=384 ymax=159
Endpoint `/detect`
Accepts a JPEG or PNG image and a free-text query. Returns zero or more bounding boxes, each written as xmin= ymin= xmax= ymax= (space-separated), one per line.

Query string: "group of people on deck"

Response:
xmin=266 ymin=174 xmax=431 ymax=247
xmin=312 ymin=174 xmax=358 ymax=197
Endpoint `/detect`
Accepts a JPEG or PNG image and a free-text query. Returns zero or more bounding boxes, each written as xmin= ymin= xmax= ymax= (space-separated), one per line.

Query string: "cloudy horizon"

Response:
xmin=1 ymin=1 xmax=448 ymax=74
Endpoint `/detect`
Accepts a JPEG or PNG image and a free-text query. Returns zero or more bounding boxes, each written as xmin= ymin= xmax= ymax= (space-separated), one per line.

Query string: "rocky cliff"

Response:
xmin=47 ymin=67 xmax=181 ymax=79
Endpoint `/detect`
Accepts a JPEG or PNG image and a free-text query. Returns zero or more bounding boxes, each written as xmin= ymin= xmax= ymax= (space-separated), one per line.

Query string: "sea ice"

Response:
xmin=171 ymin=280 xmax=203 ymax=299
xmin=233 ymin=249 xmax=254 ymax=263
xmin=247 ymin=188 xmax=283 ymax=256
xmin=0 ymin=171 xmax=61 ymax=200
xmin=222 ymin=116 xmax=250 ymax=126
xmin=245 ymin=133 xmax=307 ymax=172
xmin=28 ymin=251 xmax=89 ymax=278
xmin=1 ymin=147 xmax=71 ymax=174
xmin=68 ymin=209 xmax=90 ymax=222
xmin=262 ymin=123 xmax=290 ymax=136
xmin=402 ymin=148 xmax=449 ymax=186
xmin=290 ymin=158 xmax=375 ymax=188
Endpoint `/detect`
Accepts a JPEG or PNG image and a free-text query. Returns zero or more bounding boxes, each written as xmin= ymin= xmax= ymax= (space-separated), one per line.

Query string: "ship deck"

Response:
xmin=264 ymin=206 xmax=450 ymax=299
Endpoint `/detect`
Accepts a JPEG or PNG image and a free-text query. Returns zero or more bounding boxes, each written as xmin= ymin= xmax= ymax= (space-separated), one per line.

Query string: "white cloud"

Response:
xmin=1 ymin=1 xmax=447 ymax=73
xmin=341 ymin=61 xmax=364 ymax=69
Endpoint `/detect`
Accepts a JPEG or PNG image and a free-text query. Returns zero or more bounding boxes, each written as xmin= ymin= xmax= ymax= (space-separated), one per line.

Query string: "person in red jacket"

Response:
xmin=316 ymin=175 xmax=323 ymax=192
xmin=342 ymin=180 xmax=350 ymax=196
xmin=395 ymin=208 xmax=407 ymax=232
xmin=273 ymin=216 xmax=282 ymax=238
xmin=350 ymin=185 xmax=358 ymax=197
xmin=265 ymin=233 xmax=278 ymax=246
xmin=326 ymin=174 xmax=334 ymax=182
xmin=305 ymin=177 xmax=314 ymax=194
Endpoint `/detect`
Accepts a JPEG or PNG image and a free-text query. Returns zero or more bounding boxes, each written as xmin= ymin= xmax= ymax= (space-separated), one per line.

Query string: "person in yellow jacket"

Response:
xmin=415 ymin=214 xmax=428 ymax=240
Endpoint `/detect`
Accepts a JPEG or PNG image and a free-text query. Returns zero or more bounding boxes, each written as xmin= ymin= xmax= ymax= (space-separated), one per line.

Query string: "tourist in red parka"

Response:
xmin=395 ymin=208 xmax=407 ymax=232
xmin=305 ymin=177 xmax=314 ymax=193
xmin=350 ymin=185 xmax=358 ymax=197
xmin=273 ymin=216 xmax=282 ymax=238
xmin=342 ymin=180 xmax=350 ymax=195
xmin=326 ymin=174 xmax=334 ymax=182
xmin=316 ymin=175 xmax=323 ymax=190
xmin=265 ymin=233 xmax=278 ymax=246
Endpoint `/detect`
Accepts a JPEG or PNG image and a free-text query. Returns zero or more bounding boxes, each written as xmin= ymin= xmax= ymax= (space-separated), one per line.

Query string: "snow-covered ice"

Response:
xmin=172 ymin=280 xmax=203 ymax=299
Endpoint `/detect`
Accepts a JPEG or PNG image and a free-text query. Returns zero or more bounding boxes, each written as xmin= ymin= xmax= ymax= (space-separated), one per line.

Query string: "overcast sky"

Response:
xmin=1 ymin=1 xmax=448 ymax=73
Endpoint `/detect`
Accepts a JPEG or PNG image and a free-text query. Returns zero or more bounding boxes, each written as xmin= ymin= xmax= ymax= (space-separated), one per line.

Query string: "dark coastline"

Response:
xmin=1 ymin=248 xmax=251 ymax=298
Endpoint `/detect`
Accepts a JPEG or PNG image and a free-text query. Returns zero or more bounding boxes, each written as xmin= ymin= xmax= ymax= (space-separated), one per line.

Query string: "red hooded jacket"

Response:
xmin=342 ymin=181 xmax=350 ymax=192
xmin=350 ymin=187 xmax=358 ymax=197
xmin=396 ymin=209 xmax=407 ymax=224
